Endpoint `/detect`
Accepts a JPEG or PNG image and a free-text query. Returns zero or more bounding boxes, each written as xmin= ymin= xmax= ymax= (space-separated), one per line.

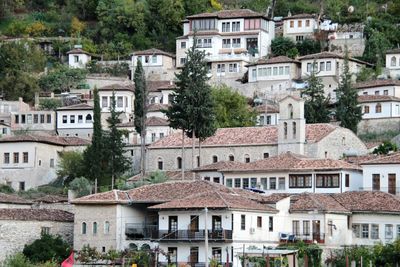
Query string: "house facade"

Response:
xmin=131 ymin=49 xmax=176 ymax=81
xmin=282 ymin=14 xmax=319 ymax=42
xmin=11 ymin=110 xmax=55 ymax=134
xmin=56 ymin=103 xmax=94 ymax=139
xmin=67 ymin=47 xmax=91 ymax=69
xmin=255 ymin=103 xmax=279 ymax=126
xmin=385 ymin=48 xmax=400 ymax=79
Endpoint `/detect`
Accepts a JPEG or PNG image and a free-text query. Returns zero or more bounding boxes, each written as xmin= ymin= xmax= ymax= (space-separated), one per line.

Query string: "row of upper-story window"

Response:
xmin=190 ymin=18 xmax=268 ymax=32
xmin=14 ymin=114 xmax=52 ymax=124
xmin=306 ymin=61 xmax=333 ymax=73
xmin=371 ymin=173 xmax=397 ymax=194
xmin=137 ymin=55 xmax=158 ymax=64
xmin=81 ymin=221 xmax=110 ymax=235
xmin=217 ymin=63 xmax=240 ymax=73
xmin=61 ymin=114 xmax=92 ymax=124
xmin=362 ymin=90 xmax=389 ymax=96
xmin=2 ymin=152 xmax=55 ymax=167
xmin=226 ymin=174 xmax=349 ymax=189
xmin=253 ymin=66 xmax=290 ymax=78
xmin=101 ymin=96 xmax=129 ymax=108
xmin=352 ymin=223 xmax=400 ymax=240
xmin=150 ymin=132 xmax=165 ymax=142
xmin=362 ymin=103 xmax=400 ymax=114
xmin=288 ymin=19 xmax=312 ymax=28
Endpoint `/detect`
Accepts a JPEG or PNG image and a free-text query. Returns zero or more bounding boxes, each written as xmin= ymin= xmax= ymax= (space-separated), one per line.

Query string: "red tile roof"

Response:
xmin=360 ymin=152 xmax=400 ymax=165
xmin=220 ymin=152 xmax=360 ymax=172
xmin=71 ymin=190 xmax=130 ymax=204
xmin=357 ymin=95 xmax=400 ymax=103
xmin=0 ymin=208 xmax=73 ymax=222
xmin=147 ymin=103 xmax=169 ymax=112
xmin=57 ymin=103 xmax=93 ymax=111
xmin=127 ymin=171 xmax=198 ymax=183
xmin=132 ymin=48 xmax=175 ymax=58
xmin=149 ymin=124 xmax=337 ymax=148
xmin=255 ymin=104 xmax=279 ymax=114
xmin=67 ymin=48 xmax=91 ymax=55
xmin=386 ymin=48 xmax=400 ymax=54
xmin=353 ymin=79 xmax=400 ymax=89
xmin=148 ymin=81 xmax=176 ymax=92
xmin=0 ymin=134 xmax=90 ymax=146
xmin=98 ymin=84 xmax=135 ymax=92
xmin=0 ymin=193 xmax=32 ymax=205
xmin=298 ymin=52 xmax=372 ymax=66
xmin=247 ymin=56 xmax=300 ymax=66
xmin=33 ymin=195 xmax=68 ymax=203
xmin=289 ymin=193 xmax=350 ymax=214
xmin=193 ymin=161 xmax=248 ymax=172
xmin=146 ymin=116 xmax=169 ymax=126
xmin=187 ymin=9 xmax=268 ymax=20
xmin=282 ymin=13 xmax=317 ymax=20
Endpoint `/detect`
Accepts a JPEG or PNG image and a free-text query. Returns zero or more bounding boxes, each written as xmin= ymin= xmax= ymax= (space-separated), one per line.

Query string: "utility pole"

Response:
xmin=205 ymin=207 xmax=209 ymax=267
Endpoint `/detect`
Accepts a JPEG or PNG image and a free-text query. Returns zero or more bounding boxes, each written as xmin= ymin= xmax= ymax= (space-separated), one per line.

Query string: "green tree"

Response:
xmin=336 ymin=50 xmax=362 ymax=133
xmin=133 ymin=60 xmax=148 ymax=176
xmin=363 ymin=27 xmax=392 ymax=66
xmin=271 ymin=36 xmax=298 ymax=58
xmin=373 ymin=141 xmax=398 ymax=155
xmin=39 ymin=98 xmax=62 ymax=111
xmin=212 ymin=84 xmax=257 ymax=128
xmin=301 ymin=64 xmax=331 ymax=123
xmin=104 ymin=91 xmax=131 ymax=188
xmin=83 ymin=87 xmax=106 ymax=184
xmin=23 ymin=234 xmax=70 ymax=264
xmin=296 ymin=39 xmax=321 ymax=56
xmin=57 ymin=151 xmax=85 ymax=185
xmin=69 ymin=177 xmax=92 ymax=197
xmin=38 ymin=65 xmax=87 ymax=92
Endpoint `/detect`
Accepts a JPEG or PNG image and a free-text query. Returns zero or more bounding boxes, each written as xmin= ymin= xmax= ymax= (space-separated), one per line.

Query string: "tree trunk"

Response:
xmin=192 ymin=132 xmax=195 ymax=179
xmin=181 ymin=130 xmax=185 ymax=180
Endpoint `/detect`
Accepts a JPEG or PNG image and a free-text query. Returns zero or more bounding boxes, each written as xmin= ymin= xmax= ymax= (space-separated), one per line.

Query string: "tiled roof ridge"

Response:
xmin=307 ymin=193 xmax=330 ymax=212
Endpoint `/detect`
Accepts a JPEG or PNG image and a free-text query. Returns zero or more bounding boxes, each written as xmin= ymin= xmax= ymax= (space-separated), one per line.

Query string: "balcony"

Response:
xmin=280 ymin=233 xmax=325 ymax=244
xmin=159 ymin=262 xmax=232 ymax=267
xmin=125 ymin=223 xmax=158 ymax=240
xmin=158 ymin=229 xmax=232 ymax=242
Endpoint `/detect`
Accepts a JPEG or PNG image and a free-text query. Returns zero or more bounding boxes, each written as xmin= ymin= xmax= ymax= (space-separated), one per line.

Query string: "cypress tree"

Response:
xmin=133 ymin=59 xmax=148 ymax=176
xmin=301 ymin=61 xmax=331 ymax=123
xmin=336 ymin=50 xmax=362 ymax=133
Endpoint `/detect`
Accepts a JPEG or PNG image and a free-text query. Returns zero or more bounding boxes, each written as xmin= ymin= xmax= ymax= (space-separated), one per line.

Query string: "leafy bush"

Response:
xmin=0 ymin=184 xmax=15 ymax=193
xmin=23 ymin=234 xmax=70 ymax=264
xmin=39 ymin=98 xmax=62 ymax=111
xmin=4 ymin=253 xmax=33 ymax=267
xmin=373 ymin=141 xmax=398 ymax=155
xmin=57 ymin=151 xmax=85 ymax=185
xmin=69 ymin=177 xmax=92 ymax=197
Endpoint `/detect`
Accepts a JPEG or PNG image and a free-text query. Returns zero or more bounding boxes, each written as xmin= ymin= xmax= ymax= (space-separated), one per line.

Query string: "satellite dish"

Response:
xmin=348 ymin=6 xmax=354 ymax=13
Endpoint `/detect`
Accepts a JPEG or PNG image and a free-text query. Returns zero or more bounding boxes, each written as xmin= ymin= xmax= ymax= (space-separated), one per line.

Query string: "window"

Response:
xmin=232 ymin=21 xmax=240 ymax=32
xmin=316 ymin=174 xmax=340 ymax=188
xmin=364 ymin=105 xmax=370 ymax=113
xmin=306 ymin=20 xmax=310 ymax=27
xmin=70 ymin=115 xmax=75 ymax=123
xmin=263 ymin=153 xmax=269 ymax=158
xmin=307 ymin=63 xmax=312 ymax=72
xmin=101 ymin=96 xmax=108 ymax=108
xmin=352 ymin=224 xmax=361 ymax=238
xmin=177 ymin=157 xmax=182 ymax=169
xmin=260 ymin=177 xmax=267 ymax=189
xmin=326 ymin=61 xmax=332 ymax=71
xmin=250 ymin=178 xmax=257 ymax=188
xmin=180 ymin=58 xmax=187 ymax=65
xmin=104 ymin=221 xmax=110 ymax=234
xmin=397 ymin=225 xmax=400 ymax=239
xmin=50 ymin=158 xmax=55 ymax=168
xmin=62 ymin=115 xmax=67 ymax=123
xmin=33 ymin=114 xmax=38 ymax=123
xmin=241 ymin=215 xmax=246 ymax=230
xmin=290 ymin=20 xmax=294 ymax=28
xmin=229 ymin=63 xmax=238 ymax=72
xmin=303 ymin=221 xmax=310 ymax=236
xmin=19 ymin=181 xmax=25 ymax=191
xmin=251 ymin=68 xmax=257 ymax=79
xmin=234 ymin=178 xmax=241 ymax=188
xmin=46 ymin=114 xmax=51 ymax=123
xmin=41 ymin=227 xmax=50 ymax=235
xmin=82 ymin=222 xmax=87 ymax=234
xmin=226 ymin=179 xmax=233 ymax=187
xmin=229 ymin=155 xmax=234 ymax=161
xmin=375 ymin=90 xmax=380 ymax=95
xmin=23 ymin=152 xmax=28 ymax=163
xmin=158 ymin=158 xmax=163 ymax=170
xmin=386 ymin=224 xmax=393 ymax=239
xmin=117 ymin=96 xmax=123 ymax=108
xmin=196 ymin=38 xmax=212 ymax=48
xmin=266 ymin=67 xmax=271 ymax=76
xmin=168 ymin=247 xmax=177 ymax=263
xmin=217 ymin=64 xmax=226 ymax=73
xmin=269 ymin=217 xmax=273 ymax=231
xmin=375 ymin=103 xmax=382 ymax=113
xmin=15 ymin=115 xmax=19 ymax=124
xmin=278 ymin=177 xmax=285 ymax=190
xmin=328 ymin=220 xmax=333 ymax=237
xmin=371 ymin=224 xmax=379 ymax=239
xmin=273 ymin=67 xmax=278 ymax=75
xmin=292 ymin=122 xmax=296 ymax=138
xmin=284 ymin=122 xmax=288 ymax=139
xmin=222 ymin=22 xmax=230 ymax=32
xmin=296 ymin=35 xmax=304 ymax=42
xmin=78 ymin=115 xmax=83 ymax=123
xmin=93 ymin=222 xmax=98 ymax=234
xmin=145 ymin=56 xmax=149 ymax=63
xmin=279 ymin=66 xmax=284 ymax=75
xmin=169 ymin=216 xmax=178 ymax=233
xmin=289 ymin=174 xmax=312 ymax=188
xmin=245 ymin=18 xmax=260 ymax=30
xmin=232 ymin=38 xmax=241 ymax=48
xmin=74 ymin=55 xmax=79 ymax=63
xmin=391 ymin=56 xmax=396 ymax=67
xmin=4 ymin=153 xmax=10 ymax=164
xmin=21 ymin=115 xmax=26 ymax=124
xmin=345 ymin=174 xmax=350 ymax=187
xmin=372 ymin=174 xmax=380 ymax=190
xmin=362 ymin=224 xmax=369 ymax=238
xmin=242 ymin=178 xmax=249 ymax=188
xmin=13 ymin=152 xmax=19 ymax=164
xmin=180 ymin=42 xmax=187 ymax=49
xmin=86 ymin=114 xmax=92 ymax=122
xmin=292 ymin=220 xmax=300 ymax=235
xmin=244 ymin=154 xmax=250 ymax=163
xmin=269 ymin=177 xmax=276 ymax=189
xmin=284 ymin=66 xmax=290 ymax=75
xmin=212 ymin=247 xmax=222 ymax=263
xmin=152 ymin=55 xmax=157 ymax=64
xmin=257 ymin=216 xmax=262 ymax=228
xmin=27 ymin=114 xmax=32 ymax=124
xmin=298 ymin=20 xmax=302 ymax=27
xmin=212 ymin=155 xmax=218 ymax=163
xmin=160 ymin=132 xmax=164 ymax=139
xmin=320 ymin=62 xmax=325 ymax=71
xmin=222 ymin=39 xmax=231 ymax=48
xmin=151 ymin=133 xmax=156 ymax=142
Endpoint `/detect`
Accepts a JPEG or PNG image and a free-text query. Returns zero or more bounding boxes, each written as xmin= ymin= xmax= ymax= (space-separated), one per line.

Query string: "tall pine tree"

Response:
xmin=133 ymin=59 xmax=148 ymax=176
xmin=336 ymin=50 xmax=362 ymax=133
xmin=104 ymin=91 xmax=131 ymax=189
xmin=301 ymin=61 xmax=331 ymax=123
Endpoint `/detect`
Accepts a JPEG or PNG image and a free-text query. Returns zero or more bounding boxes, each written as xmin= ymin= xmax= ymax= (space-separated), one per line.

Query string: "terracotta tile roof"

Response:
xmin=255 ymin=104 xmax=279 ymax=114
xmin=221 ymin=152 xmax=360 ymax=172
xmin=0 ymin=193 xmax=32 ymax=204
xmin=247 ymin=56 xmax=300 ymax=66
xmin=360 ymin=152 xmax=400 ymax=165
xmin=132 ymin=48 xmax=175 ymax=58
xmin=127 ymin=171 xmax=198 ymax=183
xmin=146 ymin=116 xmax=169 ymax=126
xmin=260 ymin=193 xmax=293 ymax=204
xmin=0 ymin=134 xmax=90 ymax=146
xmin=33 ymin=195 xmax=68 ymax=203
xmin=0 ymin=208 xmax=73 ymax=222
xmin=98 ymin=84 xmax=135 ymax=92
xmin=71 ymin=190 xmax=130 ymax=204
xmin=149 ymin=124 xmax=337 ymax=148
xmin=364 ymin=141 xmax=382 ymax=150
xmin=57 ymin=103 xmax=93 ymax=111
xmin=298 ymin=52 xmax=372 ymax=66
xmin=343 ymin=154 xmax=379 ymax=166
xmin=117 ymin=121 xmax=134 ymax=128
xmin=148 ymin=81 xmax=176 ymax=92
xmin=386 ymin=48 xmax=400 ymax=54
xmin=187 ymin=9 xmax=268 ymax=20
xmin=147 ymin=103 xmax=169 ymax=112
xmin=283 ymin=13 xmax=317 ymax=20
xmin=67 ymin=48 xmax=91 ymax=55
xmin=289 ymin=193 xmax=350 ymax=214
xmin=353 ymin=79 xmax=400 ymax=89
xmin=149 ymin=190 xmax=276 ymax=212
xmin=193 ymin=161 xmax=248 ymax=172
xmin=357 ymin=95 xmax=400 ymax=103
xmin=332 ymin=191 xmax=400 ymax=214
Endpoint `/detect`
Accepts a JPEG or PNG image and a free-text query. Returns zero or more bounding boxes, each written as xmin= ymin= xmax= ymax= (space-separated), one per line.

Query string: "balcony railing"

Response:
xmin=159 ymin=262 xmax=232 ymax=267
xmin=125 ymin=224 xmax=158 ymax=240
xmin=158 ymin=229 xmax=232 ymax=242
xmin=280 ymin=233 xmax=325 ymax=244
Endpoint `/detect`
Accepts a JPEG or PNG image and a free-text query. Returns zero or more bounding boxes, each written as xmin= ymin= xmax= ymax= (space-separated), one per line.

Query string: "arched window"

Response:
xmin=157 ymin=157 xmax=163 ymax=170
xmin=177 ymin=157 xmax=182 ymax=169
xmin=375 ymin=103 xmax=382 ymax=113
xmin=364 ymin=106 xmax=370 ymax=114
xmin=212 ymin=155 xmax=218 ymax=163
xmin=93 ymin=222 xmax=98 ymax=234
xmin=391 ymin=56 xmax=396 ymax=67
xmin=82 ymin=222 xmax=87 ymax=234
xmin=288 ymin=104 xmax=293 ymax=119
xmin=129 ymin=243 xmax=138 ymax=251
xmin=229 ymin=155 xmax=235 ymax=161
xmin=141 ymin=244 xmax=151 ymax=251
xmin=85 ymin=114 xmax=92 ymax=123
xmin=284 ymin=122 xmax=288 ymax=139
xmin=244 ymin=154 xmax=250 ymax=163
xmin=292 ymin=122 xmax=296 ymax=138
xmin=104 ymin=221 xmax=110 ymax=234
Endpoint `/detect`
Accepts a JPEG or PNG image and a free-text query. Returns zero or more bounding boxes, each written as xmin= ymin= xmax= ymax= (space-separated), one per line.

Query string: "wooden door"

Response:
xmin=389 ymin=174 xmax=396 ymax=195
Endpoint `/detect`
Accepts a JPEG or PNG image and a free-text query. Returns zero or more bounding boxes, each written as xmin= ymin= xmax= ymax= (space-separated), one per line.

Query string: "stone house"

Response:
xmin=0 ymin=208 xmax=74 ymax=263
xmin=385 ymin=48 xmax=400 ymax=79
xmin=0 ymin=135 xmax=89 ymax=191
xmin=11 ymin=110 xmax=56 ymax=134
xmin=146 ymin=96 xmax=368 ymax=172
xmin=0 ymin=193 xmax=32 ymax=209
xmin=329 ymin=23 xmax=365 ymax=57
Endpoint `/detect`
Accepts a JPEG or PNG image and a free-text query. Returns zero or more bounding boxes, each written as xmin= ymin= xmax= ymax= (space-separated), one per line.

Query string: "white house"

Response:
xmin=360 ymin=152 xmax=400 ymax=195
xmin=67 ymin=47 xmax=92 ymax=69
xmin=56 ymin=103 xmax=94 ymax=139
xmin=0 ymin=135 xmax=89 ymax=191
xmin=255 ymin=103 xmax=279 ymax=126
xmin=385 ymin=48 xmax=400 ymax=79
xmin=358 ymin=95 xmax=400 ymax=119
xmin=282 ymin=13 xmax=319 ymax=42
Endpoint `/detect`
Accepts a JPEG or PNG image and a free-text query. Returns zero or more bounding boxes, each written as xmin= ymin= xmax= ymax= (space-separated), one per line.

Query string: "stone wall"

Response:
xmin=0 ymin=220 xmax=73 ymax=263
xmin=358 ymin=117 xmax=400 ymax=135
